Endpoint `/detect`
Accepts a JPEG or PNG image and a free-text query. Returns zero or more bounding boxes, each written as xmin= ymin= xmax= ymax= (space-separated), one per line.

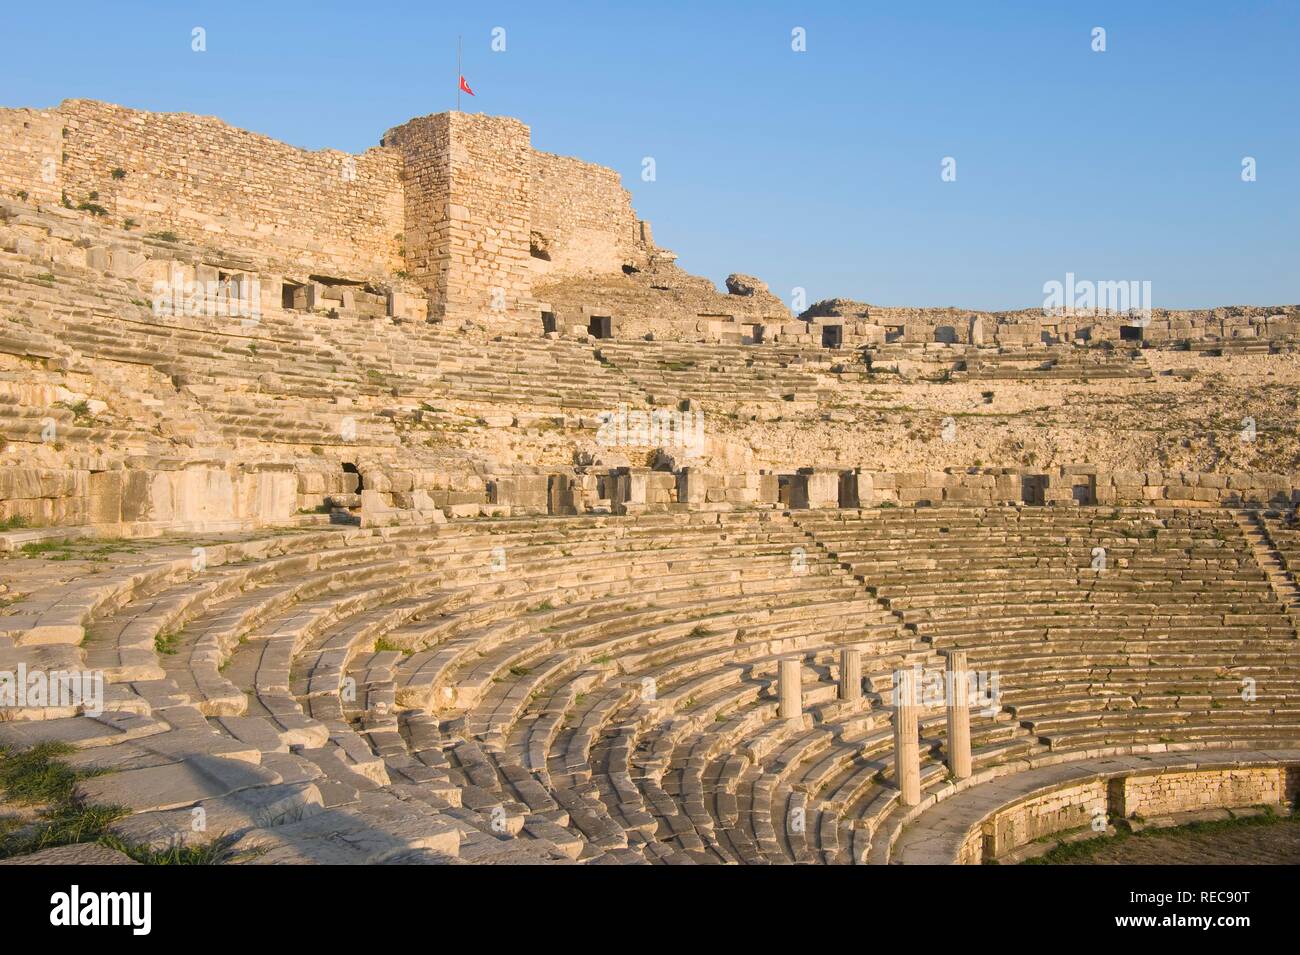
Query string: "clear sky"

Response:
xmin=5 ymin=1 xmax=1297 ymax=310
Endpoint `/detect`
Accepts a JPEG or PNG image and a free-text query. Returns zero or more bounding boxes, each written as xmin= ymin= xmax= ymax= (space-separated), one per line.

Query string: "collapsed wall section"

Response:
xmin=529 ymin=151 xmax=646 ymax=278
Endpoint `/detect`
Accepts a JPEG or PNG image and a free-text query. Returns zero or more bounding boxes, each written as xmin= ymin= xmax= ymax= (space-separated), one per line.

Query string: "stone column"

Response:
xmin=839 ymin=647 xmax=862 ymax=703
xmin=893 ymin=668 xmax=921 ymax=806
xmin=945 ymin=650 xmax=972 ymax=781
xmin=778 ymin=658 xmax=802 ymax=720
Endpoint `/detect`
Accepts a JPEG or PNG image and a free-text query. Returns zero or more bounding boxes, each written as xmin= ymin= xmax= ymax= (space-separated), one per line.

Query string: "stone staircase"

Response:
xmin=1231 ymin=508 xmax=1300 ymax=626
xmin=4 ymin=505 xmax=1297 ymax=865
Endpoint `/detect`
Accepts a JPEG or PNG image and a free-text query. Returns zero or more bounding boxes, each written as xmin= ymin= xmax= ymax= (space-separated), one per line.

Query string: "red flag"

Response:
xmin=459 ymin=75 xmax=475 ymax=96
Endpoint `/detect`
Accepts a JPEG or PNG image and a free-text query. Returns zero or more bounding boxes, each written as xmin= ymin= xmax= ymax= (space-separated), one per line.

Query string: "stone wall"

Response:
xmin=958 ymin=762 xmax=1300 ymax=863
xmin=1118 ymin=767 xmax=1296 ymax=818
xmin=981 ymin=780 xmax=1108 ymax=859
xmin=5 ymin=100 xmax=405 ymax=279
xmin=805 ymin=299 xmax=1300 ymax=348
xmin=1 ymin=99 xmax=670 ymax=317
xmin=0 ymin=463 xmax=297 ymax=535
xmin=798 ymin=466 xmax=1300 ymax=509
xmin=530 ymin=151 xmax=644 ymax=279
xmin=475 ymin=464 xmax=1300 ymax=515
xmin=0 ymin=468 xmax=88 ymax=526
xmin=0 ymin=108 xmax=62 ymax=206
xmin=14 ymin=456 xmax=1300 ymax=531
xmin=383 ymin=112 xmax=533 ymax=322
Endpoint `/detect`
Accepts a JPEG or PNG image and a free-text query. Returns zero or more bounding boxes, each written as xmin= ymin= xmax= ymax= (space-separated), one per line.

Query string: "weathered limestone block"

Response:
xmin=387 ymin=291 xmax=426 ymax=321
xmin=677 ymin=467 xmax=709 ymax=505
xmin=88 ymin=470 xmax=122 ymax=524
xmin=171 ymin=468 xmax=237 ymax=524
xmin=646 ymin=471 xmax=676 ymax=505
xmin=898 ymin=486 xmax=942 ymax=504
xmin=790 ymin=469 xmax=839 ymax=509
xmin=297 ymin=471 xmax=326 ymax=496
xmin=488 ymin=475 xmax=549 ymax=512
xmin=360 ymin=489 xmax=398 ymax=526
xmin=236 ymin=469 xmax=296 ymax=524
xmin=109 ymin=249 xmax=146 ymax=279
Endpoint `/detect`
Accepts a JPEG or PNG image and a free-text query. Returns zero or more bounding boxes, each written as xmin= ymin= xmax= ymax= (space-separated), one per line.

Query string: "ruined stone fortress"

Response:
xmin=0 ymin=99 xmax=1297 ymax=865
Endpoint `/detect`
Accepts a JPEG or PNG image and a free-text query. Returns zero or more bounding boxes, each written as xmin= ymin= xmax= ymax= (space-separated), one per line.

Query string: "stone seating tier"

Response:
xmin=2 ymin=505 xmax=1297 ymax=864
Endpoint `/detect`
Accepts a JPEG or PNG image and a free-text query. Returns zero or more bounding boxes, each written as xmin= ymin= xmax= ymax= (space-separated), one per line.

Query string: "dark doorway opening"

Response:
xmin=588 ymin=315 xmax=613 ymax=339
xmin=777 ymin=475 xmax=795 ymax=508
xmin=1119 ymin=325 xmax=1143 ymax=342
xmin=821 ymin=325 xmax=843 ymax=349
xmin=541 ymin=311 xmax=557 ymax=334
xmin=1021 ymin=475 xmax=1048 ymax=506
xmin=838 ymin=471 xmax=859 ymax=507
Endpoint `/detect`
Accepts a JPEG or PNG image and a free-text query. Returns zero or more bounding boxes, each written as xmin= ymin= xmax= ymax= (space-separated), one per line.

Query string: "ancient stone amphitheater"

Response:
xmin=0 ymin=100 xmax=1297 ymax=865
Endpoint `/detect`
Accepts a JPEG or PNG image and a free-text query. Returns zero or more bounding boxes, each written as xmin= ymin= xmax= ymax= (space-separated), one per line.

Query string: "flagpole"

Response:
xmin=457 ymin=35 xmax=461 ymax=112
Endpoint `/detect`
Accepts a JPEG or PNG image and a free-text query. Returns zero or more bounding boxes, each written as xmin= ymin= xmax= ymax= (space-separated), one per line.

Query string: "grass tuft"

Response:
xmin=1022 ymin=809 xmax=1293 ymax=864
xmin=0 ymin=743 xmax=238 ymax=863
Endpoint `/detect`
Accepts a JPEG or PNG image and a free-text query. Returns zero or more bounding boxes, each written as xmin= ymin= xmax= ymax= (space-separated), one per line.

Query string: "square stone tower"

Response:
xmin=382 ymin=112 xmax=534 ymax=323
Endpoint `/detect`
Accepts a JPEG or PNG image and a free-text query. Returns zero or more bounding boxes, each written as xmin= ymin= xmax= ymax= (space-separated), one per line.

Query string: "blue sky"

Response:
xmin=5 ymin=1 xmax=1297 ymax=309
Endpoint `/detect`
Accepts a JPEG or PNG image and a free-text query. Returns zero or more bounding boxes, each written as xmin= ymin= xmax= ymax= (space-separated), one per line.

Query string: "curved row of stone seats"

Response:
xmin=585 ymin=660 xmax=1036 ymax=864
xmin=1227 ymin=511 xmax=1300 ymax=623
xmin=0 ymin=391 xmax=163 ymax=453
xmin=0 ymin=514 xmax=1066 ymax=867
xmin=0 ymin=306 xmax=79 ymax=366
xmin=509 ymin=625 xmax=909 ymax=861
xmin=2 ymin=540 xmax=469 ymax=861
xmin=58 ymin=514 xmax=935 ymax=867
xmin=387 ymin=327 xmax=646 ymax=411
xmin=7 ymin=504 xmax=1299 ymax=864
xmin=951 ymin=344 xmax=1151 ymax=380
xmin=45 ymin=514 xmax=790 ymax=857
xmin=305 ymin=320 xmax=648 ymax=412
xmin=791 ymin=506 xmax=1300 ymax=759
xmin=47 ymin=309 xmax=405 ymax=447
xmin=0 ymin=258 xmax=187 ymax=450
xmin=281 ymin=511 xmax=890 ymax=862
xmin=1179 ymin=338 xmax=1296 ymax=356
xmin=6 ymin=522 xmax=643 ymax=861
xmin=0 ymin=255 xmax=406 ymax=450
xmin=595 ymin=340 xmax=824 ymax=405
xmin=885 ymin=746 xmax=1300 ymax=864
xmin=416 ymin=512 xmax=1038 ymax=864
